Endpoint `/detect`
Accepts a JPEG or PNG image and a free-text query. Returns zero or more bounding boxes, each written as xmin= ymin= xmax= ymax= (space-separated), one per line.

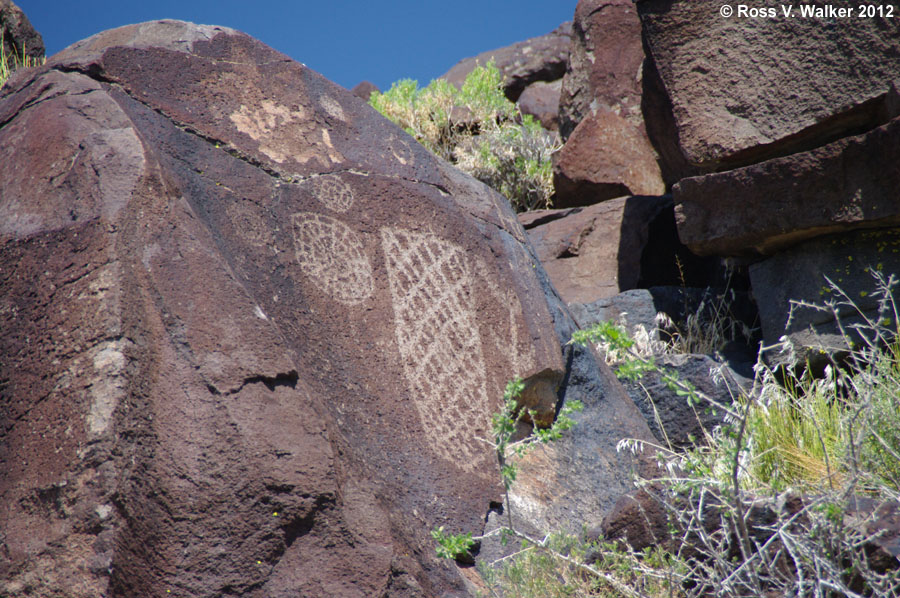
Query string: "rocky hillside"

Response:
xmin=1 ymin=0 xmax=899 ymax=596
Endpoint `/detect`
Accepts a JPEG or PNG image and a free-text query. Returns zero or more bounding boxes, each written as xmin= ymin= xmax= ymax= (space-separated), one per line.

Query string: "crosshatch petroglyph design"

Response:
xmin=305 ymin=175 xmax=355 ymax=213
xmin=292 ymin=212 xmax=373 ymax=305
xmin=380 ymin=228 xmax=491 ymax=472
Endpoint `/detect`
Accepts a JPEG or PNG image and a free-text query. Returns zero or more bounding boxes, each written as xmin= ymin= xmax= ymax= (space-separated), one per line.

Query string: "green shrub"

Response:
xmin=369 ymin=62 xmax=559 ymax=212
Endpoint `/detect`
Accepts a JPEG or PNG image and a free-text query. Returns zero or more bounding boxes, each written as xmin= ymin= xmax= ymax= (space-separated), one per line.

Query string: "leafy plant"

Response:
xmin=369 ymin=62 xmax=559 ymax=212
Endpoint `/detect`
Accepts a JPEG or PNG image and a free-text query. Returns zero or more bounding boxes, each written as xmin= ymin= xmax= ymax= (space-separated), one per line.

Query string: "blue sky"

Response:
xmin=20 ymin=1 xmax=576 ymax=91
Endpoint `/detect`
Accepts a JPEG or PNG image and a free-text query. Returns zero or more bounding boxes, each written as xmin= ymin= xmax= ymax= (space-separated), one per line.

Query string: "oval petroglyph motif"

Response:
xmin=291 ymin=212 xmax=373 ymax=305
xmin=305 ymin=175 xmax=355 ymax=213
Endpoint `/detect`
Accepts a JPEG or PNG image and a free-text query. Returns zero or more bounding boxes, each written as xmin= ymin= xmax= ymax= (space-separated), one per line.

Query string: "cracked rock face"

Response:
xmin=0 ymin=20 xmax=650 ymax=597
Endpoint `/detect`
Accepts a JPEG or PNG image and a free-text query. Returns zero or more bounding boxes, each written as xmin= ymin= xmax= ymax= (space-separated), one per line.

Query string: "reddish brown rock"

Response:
xmin=521 ymin=196 xmax=671 ymax=304
xmin=350 ymin=80 xmax=379 ymax=101
xmin=0 ymin=20 xmax=651 ymax=597
xmin=0 ymin=0 xmax=44 ymax=68
xmin=558 ymin=0 xmax=645 ymax=140
xmin=517 ymin=79 xmax=561 ymax=131
xmin=675 ymin=114 xmax=900 ymax=258
xmin=638 ymin=0 xmax=900 ymax=182
xmin=553 ymin=107 xmax=664 ymax=208
xmin=441 ymin=22 xmax=571 ymax=101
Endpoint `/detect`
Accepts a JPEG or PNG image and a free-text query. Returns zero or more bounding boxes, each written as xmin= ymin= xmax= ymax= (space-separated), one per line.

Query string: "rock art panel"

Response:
xmin=381 ymin=228 xmax=491 ymax=472
xmin=292 ymin=212 xmax=373 ymax=306
xmin=230 ymin=100 xmax=344 ymax=167
xmin=1 ymin=20 xmax=653 ymax=598
xmin=304 ymin=174 xmax=356 ymax=213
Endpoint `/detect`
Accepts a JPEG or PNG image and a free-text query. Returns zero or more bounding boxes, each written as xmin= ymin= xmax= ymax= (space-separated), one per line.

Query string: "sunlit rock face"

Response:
xmin=0 ymin=20 xmax=650 ymax=597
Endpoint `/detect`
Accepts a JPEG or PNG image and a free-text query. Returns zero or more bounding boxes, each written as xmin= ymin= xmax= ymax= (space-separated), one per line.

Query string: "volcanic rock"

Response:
xmin=675 ymin=112 xmax=900 ymax=257
xmin=558 ymin=0 xmax=645 ymax=140
xmin=750 ymin=229 xmax=900 ymax=370
xmin=0 ymin=0 xmax=44 ymax=68
xmin=521 ymin=196 xmax=671 ymax=304
xmin=441 ymin=22 xmax=572 ymax=102
xmin=568 ymin=289 xmax=662 ymax=338
xmin=624 ymin=354 xmax=751 ymax=449
xmin=517 ymin=79 xmax=561 ymax=131
xmin=637 ymin=0 xmax=900 ymax=183
xmin=0 ymin=20 xmax=652 ymax=597
xmin=553 ymin=107 xmax=664 ymax=207
xmin=350 ymin=80 xmax=379 ymax=102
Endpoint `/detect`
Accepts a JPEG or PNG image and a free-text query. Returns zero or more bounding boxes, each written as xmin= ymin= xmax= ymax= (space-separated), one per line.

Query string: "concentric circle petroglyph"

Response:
xmin=292 ymin=212 xmax=373 ymax=305
xmin=305 ymin=175 xmax=355 ymax=213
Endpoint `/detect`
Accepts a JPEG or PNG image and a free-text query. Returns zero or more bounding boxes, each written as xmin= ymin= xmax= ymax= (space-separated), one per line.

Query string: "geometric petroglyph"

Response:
xmin=384 ymin=134 xmax=415 ymax=167
xmin=304 ymin=175 xmax=355 ymax=213
xmin=292 ymin=212 xmax=373 ymax=305
xmin=319 ymin=95 xmax=347 ymax=123
xmin=225 ymin=200 xmax=274 ymax=247
xmin=380 ymin=228 xmax=491 ymax=472
xmin=230 ymin=100 xmax=344 ymax=167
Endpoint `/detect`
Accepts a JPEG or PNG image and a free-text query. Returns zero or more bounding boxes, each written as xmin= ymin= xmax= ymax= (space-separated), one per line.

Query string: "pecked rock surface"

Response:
xmin=0 ymin=20 xmax=652 ymax=597
xmin=637 ymin=0 xmax=900 ymax=183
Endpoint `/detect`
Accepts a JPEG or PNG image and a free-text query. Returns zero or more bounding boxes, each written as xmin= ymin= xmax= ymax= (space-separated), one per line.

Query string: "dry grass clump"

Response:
xmin=473 ymin=274 xmax=900 ymax=597
xmin=0 ymin=34 xmax=43 ymax=89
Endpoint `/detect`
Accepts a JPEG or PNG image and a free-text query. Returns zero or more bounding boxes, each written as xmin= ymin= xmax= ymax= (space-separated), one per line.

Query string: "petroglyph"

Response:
xmin=385 ymin=134 xmax=415 ymax=167
xmin=380 ymin=228 xmax=491 ymax=472
xmin=230 ymin=100 xmax=344 ymax=167
xmin=225 ymin=200 xmax=274 ymax=247
xmin=292 ymin=212 xmax=373 ymax=305
xmin=304 ymin=175 xmax=355 ymax=213
xmin=319 ymin=95 xmax=347 ymax=123
xmin=494 ymin=200 xmax=527 ymax=243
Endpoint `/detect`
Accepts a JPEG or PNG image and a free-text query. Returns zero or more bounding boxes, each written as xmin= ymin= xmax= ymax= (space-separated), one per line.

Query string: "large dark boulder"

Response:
xmin=637 ymin=0 xmax=900 ymax=184
xmin=558 ymin=0 xmax=646 ymax=140
xmin=750 ymin=229 xmax=900 ymax=370
xmin=675 ymin=112 xmax=900 ymax=258
xmin=0 ymin=20 xmax=651 ymax=597
xmin=441 ymin=22 xmax=572 ymax=102
xmin=520 ymin=197 xmax=671 ymax=304
xmin=552 ymin=107 xmax=664 ymax=207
